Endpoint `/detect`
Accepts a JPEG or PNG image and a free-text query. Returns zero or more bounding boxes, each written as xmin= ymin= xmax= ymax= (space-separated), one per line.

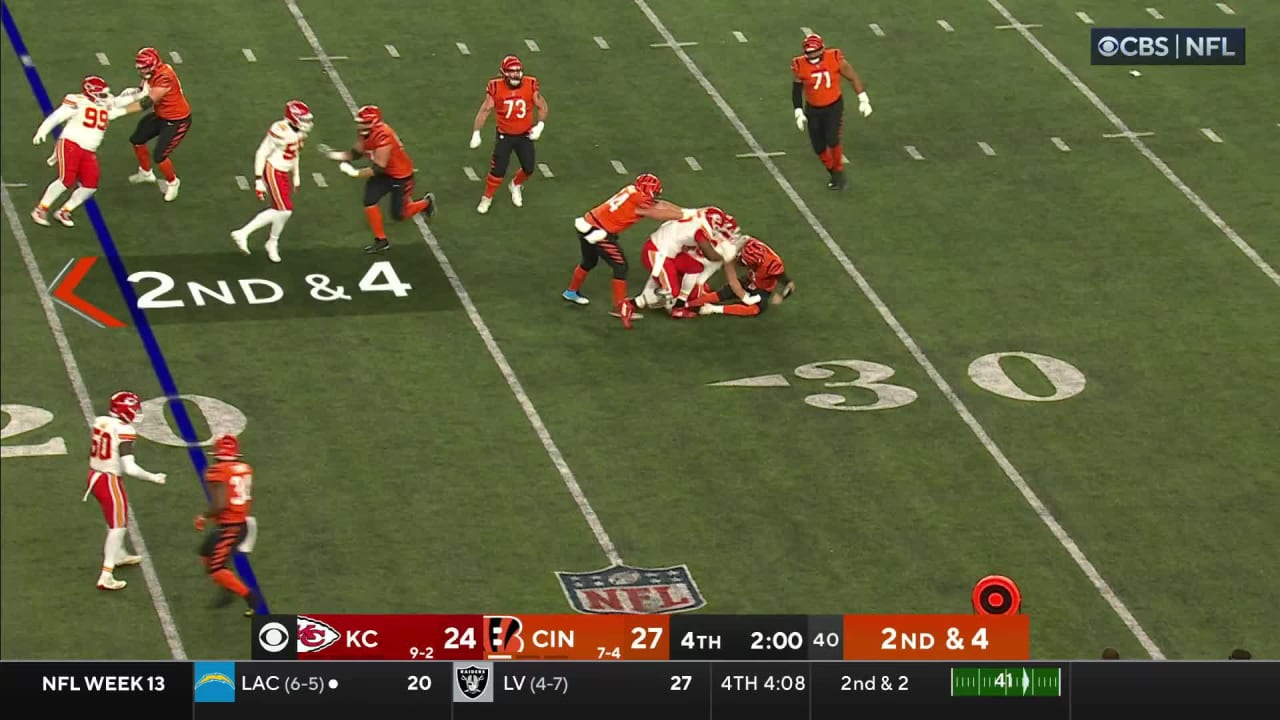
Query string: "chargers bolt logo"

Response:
xmin=1096 ymin=36 xmax=1120 ymax=57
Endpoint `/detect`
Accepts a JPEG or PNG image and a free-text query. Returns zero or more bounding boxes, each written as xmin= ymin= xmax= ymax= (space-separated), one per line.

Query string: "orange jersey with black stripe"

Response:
xmin=739 ymin=237 xmax=786 ymax=292
xmin=792 ymin=48 xmax=844 ymax=107
xmin=360 ymin=123 xmax=413 ymax=178
xmin=206 ymin=460 xmax=253 ymax=525
xmin=149 ymin=64 xmax=190 ymax=120
xmin=487 ymin=76 xmax=539 ymax=135
xmin=584 ymin=184 xmax=652 ymax=236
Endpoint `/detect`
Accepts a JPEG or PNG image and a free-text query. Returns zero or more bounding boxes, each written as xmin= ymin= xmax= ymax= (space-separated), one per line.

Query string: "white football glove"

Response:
xmin=32 ymin=130 xmax=47 ymax=145
xmin=529 ymin=121 xmax=545 ymax=141
xmin=45 ymin=150 xmax=57 ymax=166
xmin=742 ymin=294 xmax=762 ymax=306
xmin=794 ymin=108 xmax=806 ymax=132
xmin=338 ymin=161 xmax=360 ymax=177
xmin=150 ymin=473 xmax=166 ymax=485
xmin=293 ymin=171 xmax=301 ymax=189
xmin=469 ymin=130 xmax=482 ymax=149
xmin=857 ymin=91 xmax=872 ymax=118
xmin=253 ymin=178 xmax=267 ymax=201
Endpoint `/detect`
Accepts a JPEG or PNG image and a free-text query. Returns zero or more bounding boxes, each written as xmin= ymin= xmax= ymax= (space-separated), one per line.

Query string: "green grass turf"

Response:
xmin=1 ymin=0 xmax=1275 ymax=660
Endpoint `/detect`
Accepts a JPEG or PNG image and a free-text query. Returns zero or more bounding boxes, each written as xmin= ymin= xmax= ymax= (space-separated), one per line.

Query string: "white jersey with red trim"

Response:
xmin=259 ymin=120 xmax=305 ymax=173
xmin=648 ymin=208 xmax=717 ymax=257
xmin=88 ymin=415 xmax=137 ymax=476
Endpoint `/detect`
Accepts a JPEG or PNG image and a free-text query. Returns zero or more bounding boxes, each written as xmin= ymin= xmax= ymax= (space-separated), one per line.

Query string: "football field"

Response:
xmin=2 ymin=0 xmax=1276 ymax=661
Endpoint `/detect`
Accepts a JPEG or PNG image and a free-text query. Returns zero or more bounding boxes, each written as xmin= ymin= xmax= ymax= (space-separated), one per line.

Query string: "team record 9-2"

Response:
xmin=1 ymin=614 xmax=1274 ymax=718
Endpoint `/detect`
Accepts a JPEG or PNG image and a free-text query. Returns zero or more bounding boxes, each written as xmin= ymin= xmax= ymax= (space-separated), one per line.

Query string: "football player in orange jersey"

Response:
xmin=195 ymin=435 xmax=261 ymax=616
xmin=562 ymin=173 xmax=684 ymax=315
xmin=128 ymin=47 xmax=192 ymax=202
xmin=320 ymin=105 xmax=436 ymax=253
xmin=791 ymin=34 xmax=872 ymax=191
xmin=469 ymin=55 xmax=549 ymax=214
xmin=687 ymin=235 xmax=794 ymax=317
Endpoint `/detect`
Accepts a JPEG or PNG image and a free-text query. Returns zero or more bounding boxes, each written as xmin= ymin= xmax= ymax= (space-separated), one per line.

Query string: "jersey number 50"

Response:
xmin=90 ymin=427 xmax=112 ymax=460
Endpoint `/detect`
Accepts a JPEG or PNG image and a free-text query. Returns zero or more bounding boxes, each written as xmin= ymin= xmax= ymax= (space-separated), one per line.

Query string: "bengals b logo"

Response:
xmin=484 ymin=615 xmax=525 ymax=656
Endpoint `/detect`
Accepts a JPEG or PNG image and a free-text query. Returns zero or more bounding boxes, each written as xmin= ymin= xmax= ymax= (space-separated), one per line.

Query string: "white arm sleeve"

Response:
xmin=253 ymin=135 xmax=273 ymax=177
xmin=36 ymin=104 xmax=75 ymax=138
xmin=121 ymin=454 xmax=159 ymax=483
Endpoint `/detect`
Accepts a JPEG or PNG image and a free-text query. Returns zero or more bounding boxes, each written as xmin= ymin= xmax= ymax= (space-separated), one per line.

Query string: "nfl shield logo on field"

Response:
xmin=453 ymin=662 xmax=493 ymax=702
xmin=556 ymin=563 xmax=706 ymax=614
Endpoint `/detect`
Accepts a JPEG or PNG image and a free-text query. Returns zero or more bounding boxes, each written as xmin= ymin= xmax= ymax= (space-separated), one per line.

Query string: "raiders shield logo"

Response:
xmin=454 ymin=663 xmax=493 ymax=702
xmin=555 ymin=563 xmax=706 ymax=614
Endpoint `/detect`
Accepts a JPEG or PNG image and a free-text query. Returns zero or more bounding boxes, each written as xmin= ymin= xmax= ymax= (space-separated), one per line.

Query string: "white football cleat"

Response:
xmin=265 ymin=239 xmax=281 ymax=263
xmin=476 ymin=196 xmax=492 ymax=214
xmin=128 ymin=169 xmax=156 ymax=184
xmin=509 ymin=181 xmax=523 ymax=208
xmin=54 ymin=209 xmax=74 ymax=227
xmin=115 ymin=554 xmax=142 ymax=567
xmin=231 ymin=230 xmax=250 ymax=255
xmin=163 ymin=178 xmax=180 ymax=202
xmin=97 ymin=572 xmax=126 ymax=591
xmin=30 ymin=207 xmax=51 ymax=226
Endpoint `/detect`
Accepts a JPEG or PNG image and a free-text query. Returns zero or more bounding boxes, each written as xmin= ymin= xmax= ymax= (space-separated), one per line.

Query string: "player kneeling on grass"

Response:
xmin=30 ymin=76 xmax=141 ymax=228
xmin=231 ymin=100 xmax=314 ymax=263
xmin=196 ymin=435 xmax=261 ymax=616
xmin=318 ymin=105 xmax=435 ymax=254
xmin=84 ymin=391 xmax=166 ymax=591
xmin=687 ymin=236 xmax=794 ymax=317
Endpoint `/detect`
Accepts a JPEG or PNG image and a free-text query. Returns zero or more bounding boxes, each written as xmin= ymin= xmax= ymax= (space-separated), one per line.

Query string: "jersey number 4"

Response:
xmin=90 ymin=427 xmax=112 ymax=460
xmin=501 ymin=98 xmax=528 ymax=119
xmin=82 ymin=106 xmax=109 ymax=130
xmin=229 ymin=473 xmax=253 ymax=506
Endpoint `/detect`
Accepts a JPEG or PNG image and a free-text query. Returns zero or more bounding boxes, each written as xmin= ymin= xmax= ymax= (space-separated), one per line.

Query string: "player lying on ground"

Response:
xmin=196 ymin=434 xmax=261 ymax=616
xmin=231 ymin=100 xmax=315 ymax=263
xmin=84 ymin=391 xmax=167 ymax=591
xmin=469 ymin=54 xmax=548 ymax=214
xmin=319 ymin=105 xmax=436 ymax=254
xmin=687 ymin=235 xmax=795 ymax=317
xmin=562 ymin=173 xmax=684 ymax=314
xmin=31 ymin=76 xmax=141 ymax=227
xmin=618 ymin=206 xmax=748 ymax=328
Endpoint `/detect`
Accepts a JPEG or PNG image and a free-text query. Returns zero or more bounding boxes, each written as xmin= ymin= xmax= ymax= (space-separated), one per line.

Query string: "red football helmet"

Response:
xmin=284 ymin=100 xmax=314 ymax=133
xmin=109 ymin=391 xmax=142 ymax=424
xmin=501 ymin=55 xmax=524 ymax=86
xmin=802 ymin=33 xmax=824 ymax=63
xmin=81 ymin=75 xmax=111 ymax=105
xmin=135 ymin=47 xmax=161 ymax=78
xmin=212 ymin=434 xmax=241 ymax=460
xmin=634 ymin=173 xmax=662 ymax=199
xmin=354 ymin=104 xmax=381 ymax=137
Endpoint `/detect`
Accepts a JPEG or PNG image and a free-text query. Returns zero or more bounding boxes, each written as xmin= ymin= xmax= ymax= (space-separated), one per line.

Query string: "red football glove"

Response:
xmin=193 ymin=515 xmax=206 ymax=531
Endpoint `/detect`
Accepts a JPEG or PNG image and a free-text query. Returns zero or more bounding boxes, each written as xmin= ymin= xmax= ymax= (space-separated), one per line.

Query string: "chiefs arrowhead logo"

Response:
xmin=296 ymin=616 xmax=340 ymax=653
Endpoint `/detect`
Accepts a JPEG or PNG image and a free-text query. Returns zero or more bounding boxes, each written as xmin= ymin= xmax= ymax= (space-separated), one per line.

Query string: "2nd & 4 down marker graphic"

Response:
xmin=49 ymin=257 xmax=125 ymax=328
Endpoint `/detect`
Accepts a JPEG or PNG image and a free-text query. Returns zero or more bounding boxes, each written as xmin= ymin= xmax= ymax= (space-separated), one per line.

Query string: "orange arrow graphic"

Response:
xmin=49 ymin=257 xmax=126 ymax=328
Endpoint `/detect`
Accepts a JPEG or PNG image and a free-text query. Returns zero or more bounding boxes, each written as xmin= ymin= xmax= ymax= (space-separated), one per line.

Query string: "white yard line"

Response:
xmin=1200 ymin=128 xmax=1223 ymax=143
xmin=938 ymin=20 xmax=955 ymax=32
xmin=95 ymin=52 xmax=109 ymax=66
xmin=904 ymin=145 xmax=925 ymax=160
xmin=1075 ymin=11 xmax=1094 ymax=24
xmin=1051 ymin=136 xmax=1072 ymax=152
xmin=456 ymin=42 xmax=471 ymax=56
xmin=525 ymin=39 xmax=541 ymax=53
xmin=732 ymin=31 xmax=748 ymax=43
xmin=283 ymin=0 xmax=622 ymax=566
xmin=168 ymin=51 xmax=183 ymax=64
xmin=1216 ymin=3 xmax=1235 ymax=15
xmin=684 ymin=156 xmax=702 ymax=171
xmin=593 ymin=36 xmax=610 ymax=50
xmin=1 ymin=183 xmax=187 ymax=660
xmin=989 ymin=0 xmax=1277 ymax=288
xmin=869 ymin=24 xmax=885 ymax=37
xmin=235 ymin=175 xmax=250 ymax=190
xmin=311 ymin=172 xmax=328 ymax=187
xmin=635 ymin=0 xmax=1169 ymax=659
xmin=463 ymin=166 xmax=480 ymax=182
xmin=1146 ymin=8 xmax=1164 ymax=20
xmin=242 ymin=48 xmax=257 ymax=62
xmin=977 ymin=141 xmax=996 ymax=156
xmin=537 ymin=163 xmax=554 ymax=178
xmin=385 ymin=44 xmax=400 ymax=58
xmin=610 ymin=160 xmax=628 ymax=174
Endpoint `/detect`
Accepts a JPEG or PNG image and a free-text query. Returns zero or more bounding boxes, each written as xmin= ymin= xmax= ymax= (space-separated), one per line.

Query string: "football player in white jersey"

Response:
xmin=30 ymin=76 xmax=141 ymax=228
xmin=231 ymin=101 xmax=314 ymax=263
xmin=84 ymin=391 xmax=167 ymax=591
xmin=618 ymin=207 xmax=751 ymax=328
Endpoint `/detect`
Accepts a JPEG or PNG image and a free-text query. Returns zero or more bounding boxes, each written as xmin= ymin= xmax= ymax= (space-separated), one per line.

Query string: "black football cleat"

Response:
xmin=830 ymin=170 xmax=847 ymax=191
xmin=364 ymin=238 xmax=390 ymax=254
xmin=244 ymin=589 xmax=263 ymax=617
xmin=422 ymin=192 xmax=437 ymax=219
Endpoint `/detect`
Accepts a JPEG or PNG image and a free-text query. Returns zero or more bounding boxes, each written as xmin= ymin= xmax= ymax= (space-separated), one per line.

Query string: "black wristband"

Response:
xmin=791 ymin=82 xmax=803 ymax=110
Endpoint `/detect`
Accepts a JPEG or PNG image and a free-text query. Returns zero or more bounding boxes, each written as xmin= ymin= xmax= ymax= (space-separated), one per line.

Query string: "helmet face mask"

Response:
xmin=354 ymin=105 xmax=381 ymax=138
xmin=802 ymin=34 xmax=824 ymax=63
xmin=285 ymin=100 xmax=314 ymax=133
xmin=82 ymin=76 xmax=111 ymax=106
xmin=501 ymin=55 xmax=524 ymax=87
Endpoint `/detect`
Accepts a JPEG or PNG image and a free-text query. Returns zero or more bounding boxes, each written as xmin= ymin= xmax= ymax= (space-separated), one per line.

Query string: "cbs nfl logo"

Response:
xmin=1092 ymin=28 xmax=1245 ymax=66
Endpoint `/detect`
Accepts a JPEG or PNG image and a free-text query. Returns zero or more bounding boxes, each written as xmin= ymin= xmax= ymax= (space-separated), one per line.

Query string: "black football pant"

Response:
xmin=804 ymin=96 xmax=843 ymax=154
